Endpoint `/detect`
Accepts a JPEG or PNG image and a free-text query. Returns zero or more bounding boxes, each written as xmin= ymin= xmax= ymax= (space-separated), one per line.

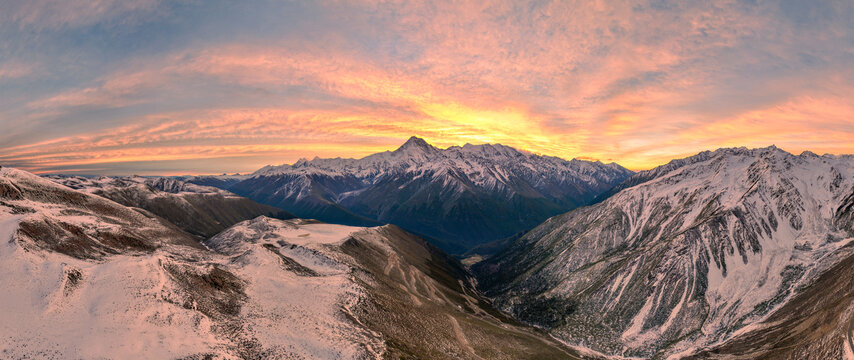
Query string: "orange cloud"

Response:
xmin=2 ymin=1 xmax=853 ymax=174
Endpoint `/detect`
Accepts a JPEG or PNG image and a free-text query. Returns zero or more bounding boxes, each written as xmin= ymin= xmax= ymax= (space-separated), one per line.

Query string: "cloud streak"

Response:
xmin=0 ymin=0 xmax=852 ymax=174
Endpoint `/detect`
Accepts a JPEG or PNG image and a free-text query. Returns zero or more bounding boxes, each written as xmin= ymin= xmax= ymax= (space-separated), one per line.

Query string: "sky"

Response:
xmin=0 ymin=0 xmax=852 ymax=175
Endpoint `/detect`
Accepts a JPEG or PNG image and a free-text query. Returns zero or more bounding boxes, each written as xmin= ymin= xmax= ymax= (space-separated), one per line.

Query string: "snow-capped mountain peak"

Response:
xmin=225 ymin=137 xmax=634 ymax=252
xmin=251 ymin=136 xmax=630 ymax=187
xmin=394 ymin=135 xmax=438 ymax=154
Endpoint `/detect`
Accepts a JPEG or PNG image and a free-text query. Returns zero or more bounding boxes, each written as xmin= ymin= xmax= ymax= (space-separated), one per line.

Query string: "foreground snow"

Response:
xmin=0 ymin=167 xmax=384 ymax=358
xmin=0 ymin=210 xmax=382 ymax=358
xmin=0 ymin=214 xmax=223 ymax=358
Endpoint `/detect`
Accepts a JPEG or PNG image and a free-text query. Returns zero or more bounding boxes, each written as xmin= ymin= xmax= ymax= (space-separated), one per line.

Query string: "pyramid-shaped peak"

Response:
xmin=395 ymin=136 xmax=436 ymax=152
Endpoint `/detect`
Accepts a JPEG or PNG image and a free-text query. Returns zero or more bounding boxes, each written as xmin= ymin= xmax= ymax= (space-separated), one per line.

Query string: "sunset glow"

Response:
xmin=1 ymin=1 xmax=852 ymax=174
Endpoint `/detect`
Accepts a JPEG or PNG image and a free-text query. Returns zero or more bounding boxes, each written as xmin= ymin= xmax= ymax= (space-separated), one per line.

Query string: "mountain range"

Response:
xmin=0 ymin=166 xmax=575 ymax=359
xmin=197 ymin=136 xmax=633 ymax=253
xmin=46 ymin=175 xmax=294 ymax=239
xmin=474 ymin=146 xmax=854 ymax=358
xmin=3 ymin=142 xmax=854 ymax=359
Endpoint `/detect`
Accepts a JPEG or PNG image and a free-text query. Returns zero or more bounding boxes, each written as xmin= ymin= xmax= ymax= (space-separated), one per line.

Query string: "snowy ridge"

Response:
xmin=0 ymin=216 xmax=382 ymax=358
xmin=206 ymin=217 xmax=356 ymax=276
xmin=476 ymin=146 xmax=854 ymax=358
xmin=0 ymin=168 xmax=379 ymax=358
xmin=0 ymin=167 xmax=202 ymax=257
xmin=45 ymin=174 xmax=294 ymax=240
xmin=611 ymin=146 xmax=850 ymax=195
xmin=228 ymin=136 xmax=633 ymax=252
xmin=252 ymin=136 xmax=629 ymax=193
xmin=48 ymin=175 xmax=237 ymax=198
xmin=203 ymin=217 xmax=580 ymax=359
xmin=0 ymin=168 xmax=382 ymax=358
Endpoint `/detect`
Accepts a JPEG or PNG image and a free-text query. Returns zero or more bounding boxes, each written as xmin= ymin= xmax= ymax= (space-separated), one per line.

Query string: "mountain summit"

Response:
xmin=396 ymin=136 xmax=435 ymax=151
xmin=205 ymin=137 xmax=633 ymax=253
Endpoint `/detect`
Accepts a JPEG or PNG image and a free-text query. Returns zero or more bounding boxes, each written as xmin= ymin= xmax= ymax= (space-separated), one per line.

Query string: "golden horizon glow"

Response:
xmin=1 ymin=1 xmax=852 ymax=175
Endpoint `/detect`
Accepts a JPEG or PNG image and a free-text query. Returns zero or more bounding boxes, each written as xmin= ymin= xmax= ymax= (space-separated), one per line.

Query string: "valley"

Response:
xmin=2 ymin=144 xmax=854 ymax=359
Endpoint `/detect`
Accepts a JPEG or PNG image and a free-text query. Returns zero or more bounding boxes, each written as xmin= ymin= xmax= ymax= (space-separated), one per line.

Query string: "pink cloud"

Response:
xmin=3 ymin=0 xmax=853 ymax=173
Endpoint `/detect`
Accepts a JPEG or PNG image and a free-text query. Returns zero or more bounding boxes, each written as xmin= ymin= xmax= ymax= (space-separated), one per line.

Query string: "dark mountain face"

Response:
xmin=46 ymin=175 xmax=295 ymax=239
xmin=474 ymin=147 xmax=854 ymax=358
xmin=176 ymin=174 xmax=247 ymax=190
xmin=226 ymin=172 xmax=382 ymax=228
xmin=222 ymin=136 xmax=633 ymax=253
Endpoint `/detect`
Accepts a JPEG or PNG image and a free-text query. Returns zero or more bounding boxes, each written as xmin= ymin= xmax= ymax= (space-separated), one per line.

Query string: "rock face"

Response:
xmin=224 ymin=136 xmax=633 ymax=253
xmin=47 ymin=175 xmax=294 ymax=239
xmin=0 ymin=167 xmax=576 ymax=359
xmin=474 ymin=146 xmax=854 ymax=358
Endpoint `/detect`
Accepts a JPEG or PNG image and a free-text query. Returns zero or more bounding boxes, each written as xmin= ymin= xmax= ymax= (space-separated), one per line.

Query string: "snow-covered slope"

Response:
xmin=0 ymin=167 xmax=202 ymax=258
xmin=0 ymin=217 xmax=377 ymax=358
xmin=47 ymin=175 xmax=294 ymax=239
xmin=475 ymin=146 xmax=854 ymax=358
xmin=0 ymin=214 xmax=229 ymax=359
xmin=0 ymin=167 xmax=576 ymax=359
xmin=207 ymin=217 xmax=580 ymax=359
xmin=0 ymin=167 xmax=236 ymax=357
xmin=227 ymin=136 xmax=632 ymax=253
